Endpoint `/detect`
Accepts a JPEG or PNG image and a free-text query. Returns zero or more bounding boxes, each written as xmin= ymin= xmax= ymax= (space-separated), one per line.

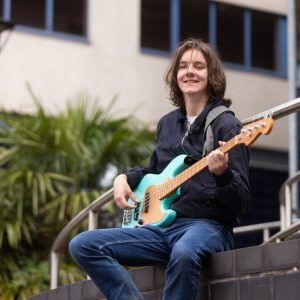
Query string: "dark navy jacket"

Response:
xmin=126 ymin=99 xmax=251 ymax=229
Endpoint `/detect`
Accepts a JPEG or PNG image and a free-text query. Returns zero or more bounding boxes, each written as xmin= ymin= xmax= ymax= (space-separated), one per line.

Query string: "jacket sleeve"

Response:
xmin=214 ymin=120 xmax=251 ymax=217
xmin=125 ymin=121 xmax=162 ymax=190
xmin=125 ymin=150 xmax=158 ymax=190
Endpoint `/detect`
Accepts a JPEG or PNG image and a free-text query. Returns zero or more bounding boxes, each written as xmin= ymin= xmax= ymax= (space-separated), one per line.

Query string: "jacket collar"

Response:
xmin=176 ymin=98 xmax=222 ymax=128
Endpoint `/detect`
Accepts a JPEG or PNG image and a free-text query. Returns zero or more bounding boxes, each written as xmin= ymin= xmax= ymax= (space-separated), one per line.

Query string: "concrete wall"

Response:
xmin=0 ymin=0 xmax=289 ymax=150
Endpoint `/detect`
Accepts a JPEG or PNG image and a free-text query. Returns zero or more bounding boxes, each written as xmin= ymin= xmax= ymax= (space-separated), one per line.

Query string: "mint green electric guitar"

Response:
xmin=122 ymin=118 xmax=274 ymax=228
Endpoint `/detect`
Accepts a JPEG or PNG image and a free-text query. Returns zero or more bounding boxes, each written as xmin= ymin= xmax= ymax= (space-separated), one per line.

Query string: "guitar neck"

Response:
xmin=153 ymin=117 xmax=274 ymax=200
xmin=158 ymin=134 xmax=241 ymax=198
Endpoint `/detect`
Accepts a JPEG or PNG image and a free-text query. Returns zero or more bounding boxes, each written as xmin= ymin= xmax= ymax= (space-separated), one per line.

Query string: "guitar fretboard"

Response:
xmin=157 ymin=132 xmax=245 ymax=199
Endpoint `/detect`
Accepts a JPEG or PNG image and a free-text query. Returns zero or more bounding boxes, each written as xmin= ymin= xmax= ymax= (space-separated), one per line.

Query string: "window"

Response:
xmin=54 ymin=0 xmax=86 ymax=36
xmin=217 ymin=3 xmax=244 ymax=64
xmin=141 ymin=0 xmax=170 ymax=51
xmin=180 ymin=0 xmax=208 ymax=42
xmin=3 ymin=0 xmax=87 ymax=38
xmin=140 ymin=0 xmax=287 ymax=76
xmin=252 ymin=10 xmax=277 ymax=70
xmin=11 ymin=0 xmax=45 ymax=29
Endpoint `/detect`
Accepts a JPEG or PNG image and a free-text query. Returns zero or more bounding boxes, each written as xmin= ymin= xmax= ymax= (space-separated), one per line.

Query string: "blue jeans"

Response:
xmin=69 ymin=218 xmax=233 ymax=300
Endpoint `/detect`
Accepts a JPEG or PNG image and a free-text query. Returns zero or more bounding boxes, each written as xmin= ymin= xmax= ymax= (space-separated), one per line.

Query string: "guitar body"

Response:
xmin=122 ymin=154 xmax=188 ymax=228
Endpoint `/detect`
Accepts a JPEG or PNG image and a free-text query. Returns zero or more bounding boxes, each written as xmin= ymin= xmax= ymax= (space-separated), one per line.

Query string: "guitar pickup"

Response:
xmin=144 ymin=192 xmax=150 ymax=213
xmin=134 ymin=203 xmax=140 ymax=221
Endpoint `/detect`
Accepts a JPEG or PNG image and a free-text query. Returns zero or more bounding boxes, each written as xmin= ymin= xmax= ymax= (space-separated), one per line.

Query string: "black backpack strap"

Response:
xmin=202 ymin=106 xmax=233 ymax=157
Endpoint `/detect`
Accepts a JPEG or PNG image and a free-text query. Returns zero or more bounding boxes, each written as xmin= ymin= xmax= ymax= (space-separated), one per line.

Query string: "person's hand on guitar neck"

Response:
xmin=113 ymin=174 xmax=140 ymax=209
xmin=207 ymin=141 xmax=228 ymax=176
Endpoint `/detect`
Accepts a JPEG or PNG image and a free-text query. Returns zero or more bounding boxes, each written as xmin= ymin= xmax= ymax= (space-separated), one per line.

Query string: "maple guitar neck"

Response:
xmin=157 ymin=118 xmax=274 ymax=199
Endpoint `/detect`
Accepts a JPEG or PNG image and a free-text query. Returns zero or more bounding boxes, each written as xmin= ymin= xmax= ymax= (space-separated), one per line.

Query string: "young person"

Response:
xmin=69 ymin=38 xmax=251 ymax=300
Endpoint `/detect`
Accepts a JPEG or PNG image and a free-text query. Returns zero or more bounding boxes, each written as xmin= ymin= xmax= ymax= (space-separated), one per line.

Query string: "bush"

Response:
xmin=0 ymin=91 xmax=155 ymax=299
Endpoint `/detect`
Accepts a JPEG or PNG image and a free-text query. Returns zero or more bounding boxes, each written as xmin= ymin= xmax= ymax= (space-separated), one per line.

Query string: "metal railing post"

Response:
xmin=280 ymin=202 xmax=286 ymax=231
xmin=88 ymin=210 xmax=99 ymax=230
xmin=50 ymin=251 xmax=59 ymax=289
xmin=263 ymin=228 xmax=270 ymax=242
xmin=285 ymin=184 xmax=292 ymax=229
xmin=49 ymin=188 xmax=114 ymax=289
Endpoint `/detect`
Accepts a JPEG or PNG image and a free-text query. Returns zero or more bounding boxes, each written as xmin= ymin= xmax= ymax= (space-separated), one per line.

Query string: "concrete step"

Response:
xmin=28 ymin=238 xmax=300 ymax=300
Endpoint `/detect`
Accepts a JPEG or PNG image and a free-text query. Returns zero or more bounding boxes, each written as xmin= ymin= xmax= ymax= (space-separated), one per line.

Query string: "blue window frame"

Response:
xmin=2 ymin=0 xmax=87 ymax=41
xmin=141 ymin=0 xmax=287 ymax=78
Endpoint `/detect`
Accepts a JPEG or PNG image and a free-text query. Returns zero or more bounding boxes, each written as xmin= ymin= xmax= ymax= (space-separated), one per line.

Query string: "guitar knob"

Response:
xmin=138 ymin=219 xmax=144 ymax=225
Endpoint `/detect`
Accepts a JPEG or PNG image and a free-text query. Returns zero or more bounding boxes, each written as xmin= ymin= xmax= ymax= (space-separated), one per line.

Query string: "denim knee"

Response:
xmin=69 ymin=232 xmax=86 ymax=262
xmin=170 ymin=245 xmax=201 ymax=268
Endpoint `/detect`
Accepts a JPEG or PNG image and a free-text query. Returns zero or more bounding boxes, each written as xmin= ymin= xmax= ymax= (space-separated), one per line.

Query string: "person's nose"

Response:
xmin=186 ymin=65 xmax=195 ymax=76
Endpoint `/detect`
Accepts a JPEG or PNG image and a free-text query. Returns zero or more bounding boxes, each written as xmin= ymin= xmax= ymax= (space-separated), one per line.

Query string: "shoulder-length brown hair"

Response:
xmin=164 ymin=38 xmax=232 ymax=111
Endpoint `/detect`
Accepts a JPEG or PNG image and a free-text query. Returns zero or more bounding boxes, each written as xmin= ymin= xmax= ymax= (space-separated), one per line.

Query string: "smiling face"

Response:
xmin=176 ymin=49 xmax=208 ymax=103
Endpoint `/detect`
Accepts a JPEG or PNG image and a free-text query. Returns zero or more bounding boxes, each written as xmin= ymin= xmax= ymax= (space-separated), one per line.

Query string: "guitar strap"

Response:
xmin=202 ymin=106 xmax=234 ymax=157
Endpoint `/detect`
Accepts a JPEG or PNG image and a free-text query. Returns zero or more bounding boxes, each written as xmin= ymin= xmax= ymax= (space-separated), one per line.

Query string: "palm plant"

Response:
xmin=0 ymin=90 xmax=156 ymax=299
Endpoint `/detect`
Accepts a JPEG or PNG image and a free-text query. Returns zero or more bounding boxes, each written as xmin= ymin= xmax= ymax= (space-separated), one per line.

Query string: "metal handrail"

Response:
xmin=49 ymin=169 xmax=300 ymax=288
xmin=279 ymin=170 xmax=300 ymax=230
xmin=242 ymin=97 xmax=300 ymax=124
xmin=262 ymin=219 xmax=300 ymax=244
xmin=49 ymin=191 xmax=282 ymax=289
xmin=233 ymin=221 xmax=281 ymax=242
xmin=261 ymin=170 xmax=300 ymax=245
xmin=49 ymin=167 xmax=300 ymax=289
xmin=50 ymin=188 xmax=114 ymax=289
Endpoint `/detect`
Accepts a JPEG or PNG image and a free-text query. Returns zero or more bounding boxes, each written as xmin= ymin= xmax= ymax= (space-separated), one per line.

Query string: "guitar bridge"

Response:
xmin=123 ymin=209 xmax=131 ymax=225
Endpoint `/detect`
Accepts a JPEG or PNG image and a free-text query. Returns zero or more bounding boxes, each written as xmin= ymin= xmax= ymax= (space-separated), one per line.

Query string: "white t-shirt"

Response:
xmin=186 ymin=115 xmax=197 ymax=130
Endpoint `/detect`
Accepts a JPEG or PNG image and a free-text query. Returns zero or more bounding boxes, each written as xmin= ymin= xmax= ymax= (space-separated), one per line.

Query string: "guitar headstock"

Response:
xmin=239 ymin=118 xmax=274 ymax=146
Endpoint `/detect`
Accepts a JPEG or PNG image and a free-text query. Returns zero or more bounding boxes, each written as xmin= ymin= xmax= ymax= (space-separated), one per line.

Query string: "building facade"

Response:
xmin=0 ymin=0 xmax=294 ymax=245
xmin=0 ymin=0 xmax=289 ymax=147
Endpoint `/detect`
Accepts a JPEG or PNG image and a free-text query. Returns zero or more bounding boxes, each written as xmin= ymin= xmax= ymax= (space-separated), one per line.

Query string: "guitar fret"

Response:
xmin=167 ymin=181 xmax=171 ymax=192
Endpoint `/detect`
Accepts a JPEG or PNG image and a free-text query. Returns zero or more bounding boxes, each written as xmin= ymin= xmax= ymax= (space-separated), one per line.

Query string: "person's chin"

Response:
xmin=184 ymin=89 xmax=201 ymax=95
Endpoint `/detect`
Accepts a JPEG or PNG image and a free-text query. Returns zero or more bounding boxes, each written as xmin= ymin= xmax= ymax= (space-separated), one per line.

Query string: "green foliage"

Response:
xmin=0 ymin=91 xmax=155 ymax=299
xmin=0 ymin=254 xmax=50 ymax=300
